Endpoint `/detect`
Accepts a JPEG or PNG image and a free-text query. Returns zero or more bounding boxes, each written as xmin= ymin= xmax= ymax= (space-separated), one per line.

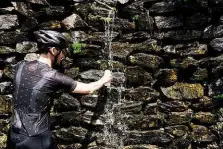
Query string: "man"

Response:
xmin=6 ymin=30 xmax=112 ymax=149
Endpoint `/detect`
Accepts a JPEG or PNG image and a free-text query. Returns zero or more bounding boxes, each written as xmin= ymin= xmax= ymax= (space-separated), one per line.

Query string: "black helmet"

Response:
xmin=34 ymin=30 xmax=69 ymax=49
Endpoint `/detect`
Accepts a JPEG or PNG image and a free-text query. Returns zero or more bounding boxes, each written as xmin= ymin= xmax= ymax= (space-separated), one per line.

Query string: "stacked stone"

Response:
xmin=0 ymin=0 xmax=222 ymax=148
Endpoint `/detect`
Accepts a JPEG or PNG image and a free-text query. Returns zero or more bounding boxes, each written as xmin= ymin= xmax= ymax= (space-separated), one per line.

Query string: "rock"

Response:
xmin=203 ymin=25 xmax=223 ymax=39
xmin=155 ymin=16 xmax=183 ymax=29
xmin=192 ymin=125 xmax=217 ymax=143
xmin=208 ymin=77 xmax=223 ymax=99
xmin=11 ymin=2 xmax=33 ymax=17
xmin=0 ymin=82 xmax=12 ymax=94
xmin=134 ymin=13 xmax=154 ymax=31
xmin=117 ymin=101 xmax=143 ymax=114
xmin=3 ymin=66 xmax=14 ymax=79
xmin=0 ymin=133 xmax=7 ymax=149
xmin=27 ymin=0 xmax=50 ymax=5
xmin=119 ymin=31 xmax=150 ymax=43
xmin=191 ymin=68 xmax=208 ymax=81
xmin=68 ymin=31 xmax=87 ymax=43
xmin=62 ymin=13 xmax=87 ymax=30
xmin=64 ymin=67 xmax=79 ymax=79
xmin=154 ymin=69 xmax=178 ymax=86
xmin=79 ymin=70 xmax=104 ymax=81
xmin=96 ymin=60 xmax=125 ymax=71
xmin=0 ymin=15 xmax=18 ymax=29
xmin=16 ymin=41 xmax=38 ymax=54
xmin=163 ymin=43 xmax=208 ymax=57
xmin=0 ymin=95 xmax=12 ymax=114
xmin=58 ymin=143 xmax=82 ymax=149
xmin=24 ymin=53 xmax=39 ymax=61
xmin=125 ymin=86 xmax=159 ymax=102
xmin=193 ymin=112 xmax=216 ymax=124
xmin=165 ymin=110 xmax=193 ymax=125
xmin=111 ymin=42 xmax=135 ymax=60
xmin=161 ymin=83 xmax=204 ymax=100
xmin=212 ymin=62 xmax=223 ymax=77
xmin=126 ymin=114 xmax=164 ymax=130
xmin=158 ymin=100 xmax=189 ymax=113
xmin=80 ymin=94 xmax=98 ymax=109
xmin=165 ymin=125 xmax=189 ymax=137
xmin=35 ymin=6 xmax=65 ymax=20
xmin=0 ymin=119 xmax=9 ymax=134
xmin=170 ymin=57 xmax=199 ymax=69
xmin=0 ymin=46 xmax=15 ymax=54
xmin=125 ymin=66 xmax=153 ymax=87
xmin=21 ymin=17 xmax=38 ymax=31
xmin=54 ymin=93 xmax=80 ymax=112
xmin=58 ymin=111 xmax=82 ymax=126
xmin=123 ymin=144 xmax=161 ymax=149
xmin=191 ymin=96 xmax=213 ymax=111
xmin=149 ymin=2 xmax=177 ymax=13
xmin=124 ymin=130 xmax=172 ymax=145
xmin=185 ymin=13 xmax=210 ymax=29
xmin=82 ymin=111 xmax=104 ymax=126
xmin=144 ymin=103 xmax=158 ymax=115
xmin=210 ymin=37 xmax=223 ymax=52
xmin=113 ymin=18 xmax=135 ymax=32
xmin=0 ymin=7 xmax=14 ymax=14
xmin=118 ymin=0 xmax=129 ymax=4
xmin=53 ymin=126 xmax=88 ymax=143
xmin=220 ymin=16 xmax=223 ymax=24
xmin=128 ymin=53 xmax=163 ymax=70
xmin=0 ymin=31 xmax=27 ymax=45
xmin=39 ymin=20 xmax=62 ymax=30
xmin=121 ymin=0 xmax=146 ymax=17
xmin=199 ymin=54 xmax=223 ymax=68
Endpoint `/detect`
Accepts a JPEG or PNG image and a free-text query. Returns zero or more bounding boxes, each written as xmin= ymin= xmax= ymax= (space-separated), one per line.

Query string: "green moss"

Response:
xmin=132 ymin=15 xmax=139 ymax=21
xmin=214 ymin=94 xmax=223 ymax=100
xmin=72 ymin=42 xmax=86 ymax=54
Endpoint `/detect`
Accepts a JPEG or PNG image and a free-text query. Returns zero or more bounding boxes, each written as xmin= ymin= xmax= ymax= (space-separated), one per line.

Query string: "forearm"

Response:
xmin=88 ymin=78 xmax=107 ymax=93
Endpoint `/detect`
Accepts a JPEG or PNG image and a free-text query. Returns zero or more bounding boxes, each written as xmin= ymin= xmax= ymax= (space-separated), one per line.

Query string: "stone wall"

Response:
xmin=0 ymin=0 xmax=223 ymax=148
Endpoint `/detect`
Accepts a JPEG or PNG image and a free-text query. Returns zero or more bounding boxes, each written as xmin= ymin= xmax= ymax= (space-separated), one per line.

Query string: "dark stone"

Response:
xmin=53 ymin=126 xmax=88 ymax=143
xmin=0 ymin=119 xmax=9 ymax=134
xmin=165 ymin=110 xmax=193 ymax=125
xmin=0 ymin=82 xmax=12 ymax=94
xmin=39 ymin=20 xmax=62 ymax=30
xmin=59 ymin=111 xmax=82 ymax=126
xmin=192 ymin=125 xmax=217 ymax=143
xmin=212 ymin=62 xmax=223 ymax=77
xmin=144 ymin=103 xmax=158 ymax=115
xmin=220 ymin=16 xmax=223 ymax=24
xmin=86 ymin=32 xmax=118 ymax=44
xmin=170 ymin=57 xmax=199 ymax=69
xmin=185 ymin=13 xmax=210 ymax=29
xmin=67 ymin=31 xmax=87 ymax=43
xmin=82 ymin=111 xmax=104 ymax=126
xmin=199 ymin=54 xmax=223 ymax=68
xmin=96 ymin=60 xmax=125 ymax=71
xmin=134 ymin=13 xmax=154 ymax=31
xmin=80 ymin=94 xmax=98 ymax=109
xmin=154 ymin=69 xmax=178 ymax=86
xmin=165 ymin=125 xmax=189 ymax=137
xmin=155 ymin=16 xmax=183 ymax=29
xmin=27 ymin=0 xmax=49 ymax=5
xmin=58 ymin=143 xmax=82 ymax=149
xmin=158 ymin=100 xmax=189 ymax=113
xmin=35 ymin=6 xmax=66 ymax=20
xmin=0 ymin=15 xmax=18 ymax=29
xmin=0 ymin=31 xmax=28 ymax=45
xmin=203 ymin=25 xmax=223 ymax=39
xmin=123 ymin=144 xmax=161 ymax=149
xmin=161 ymin=83 xmax=204 ymax=100
xmin=21 ymin=17 xmax=38 ymax=31
xmin=210 ymin=37 xmax=223 ymax=52
xmin=125 ymin=86 xmax=159 ymax=102
xmin=0 ymin=7 xmax=14 ymax=14
xmin=117 ymin=102 xmax=143 ymax=114
xmin=149 ymin=2 xmax=177 ymax=14
xmin=113 ymin=18 xmax=136 ymax=32
xmin=122 ymin=0 xmax=145 ymax=17
xmin=163 ymin=43 xmax=208 ymax=57
xmin=62 ymin=13 xmax=87 ymax=30
xmin=124 ymin=130 xmax=172 ymax=145
xmin=119 ymin=31 xmax=150 ymax=43
xmin=0 ymin=46 xmax=15 ymax=54
xmin=126 ymin=114 xmax=164 ymax=130
xmin=16 ymin=41 xmax=38 ymax=54
xmin=125 ymin=66 xmax=153 ymax=87
xmin=11 ymin=2 xmax=33 ymax=17
xmin=191 ymin=96 xmax=213 ymax=111
xmin=193 ymin=112 xmax=216 ymax=124
xmin=191 ymin=68 xmax=208 ymax=81
xmin=54 ymin=93 xmax=80 ymax=112
xmin=0 ymin=95 xmax=12 ymax=114
xmin=3 ymin=66 xmax=14 ymax=79
xmin=64 ymin=67 xmax=79 ymax=79
xmin=128 ymin=53 xmax=163 ymax=70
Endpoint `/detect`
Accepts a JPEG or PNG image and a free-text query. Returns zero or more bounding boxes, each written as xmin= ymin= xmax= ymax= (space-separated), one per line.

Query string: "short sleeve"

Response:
xmin=54 ymin=71 xmax=77 ymax=92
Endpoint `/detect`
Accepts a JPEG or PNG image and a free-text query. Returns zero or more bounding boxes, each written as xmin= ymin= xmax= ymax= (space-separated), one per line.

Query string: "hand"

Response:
xmin=102 ymin=70 xmax=113 ymax=85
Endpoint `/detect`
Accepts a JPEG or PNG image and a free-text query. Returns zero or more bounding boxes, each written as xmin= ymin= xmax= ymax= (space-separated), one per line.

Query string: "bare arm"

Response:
xmin=71 ymin=70 xmax=112 ymax=94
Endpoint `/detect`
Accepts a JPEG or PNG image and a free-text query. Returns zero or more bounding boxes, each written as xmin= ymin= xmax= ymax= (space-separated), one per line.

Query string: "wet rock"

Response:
xmin=154 ymin=69 xmax=178 ymax=86
xmin=199 ymin=54 xmax=223 ymax=68
xmin=0 ymin=95 xmax=12 ymax=114
xmin=54 ymin=93 xmax=80 ymax=112
xmin=125 ymin=66 xmax=153 ymax=86
xmin=0 ymin=46 xmax=15 ymax=54
xmin=0 ymin=133 xmax=7 ymax=149
xmin=0 ymin=119 xmax=9 ymax=134
xmin=122 ymin=0 xmax=146 ymax=17
xmin=39 ymin=20 xmax=62 ymax=30
xmin=58 ymin=143 xmax=82 ymax=149
xmin=212 ymin=62 xmax=223 ymax=77
xmin=66 ymin=31 xmax=87 ymax=43
xmin=158 ymin=30 xmax=202 ymax=41
xmin=185 ymin=13 xmax=210 ymax=29
xmin=134 ymin=13 xmax=154 ymax=31
xmin=123 ymin=144 xmax=161 ymax=149
xmin=0 ymin=15 xmax=18 ymax=29
xmin=0 ymin=31 xmax=27 ymax=45
xmin=208 ymin=77 xmax=223 ymax=98
xmin=165 ymin=125 xmax=189 ymax=137
xmin=220 ymin=16 xmax=223 ymax=24
xmin=117 ymin=101 xmax=143 ymax=114
xmin=111 ymin=42 xmax=135 ymax=60
xmin=24 ymin=53 xmax=39 ymax=61
xmin=27 ymin=0 xmax=49 ymax=5
xmin=210 ymin=37 xmax=223 ymax=52
xmin=124 ymin=130 xmax=172 ymax=145
xmin=112 ymin=18 xmax=135 ymax=32
xmin=193 ymin=112 xmax=216 ymax=124
xmin=119 ymin=31 xmax=150 ymax=43
xmin=161 ymin=83 xmax=204 ymax=100
xmin=163 ymin=43 xmax=208 ymax=57
xmin=191 ymin=96 xmax=213 ymax=111
xmin=79 ymin=70 xmax=104 ymax=81
xmin=0 ymin=7 xmax=14 ymax=14
xmin=192 ymin=125 xmax=217 ymax=143
xmin=35 ymin=6 xmax=65 ymax=20
xmin=144 ymin=103 xmax=158 ymax=115
xmin=209 ymin=122 xmax=223 ymax=140
xmin=82 ymin=111 xmax=104 ymax=126
xmin=96 ymin=60 xmax=125 ymax=71
xmin=86 ymin=31 xmax=118 ymax=44
xmin=53 ymin=126 xmax=88 ymax=143
xmin=0 ymin=82 xmax=12 ymax=94
xmin=80 ymin=94 xmax=98 ymax=109
xmin=61 ymin=57 xmax=73 ymax=69
xmin=11 ymin=2 xmax=33 ymax=16
xmin=118 ymin=0 xmax=130 ymax=4
xmin=203 ymin=25 xmax=223 ymax=39
xmin=125 ymin=86 xmax=159 ymax=102
xmin=21 ymin=17 xmax=38 ymax=31
xmin=128 ymin=53 xmax=163 ymax=70
xmin=165 ymin=110 xmax=193 ymax=125
xmin=16 ymin=41 xmax=38 ymax=54
xmin=59 ymin=111 xmax=82 ymax=126
xmin=72 ymin=43 xmax=102 ymax=58
xmin=170 ymin=57 xmax=199 ymax=69
xmin=155 ymin=16 xmax=183 ymax=29
xmin=62 ymin=13 xmax=87 ymax=30
xmin=126 ymin=114 xmax=164 ymax=130
xmin=3 ymin=66 xmax=14 ymax=79
xmin=158 ymin=100 xmax=189 ymax=113
xmin=64 ymin=67 xmax=79 ymax=79
xmin=191 ymin=68 xmax=208 ymax=81
xmin=149 ymin=2 xmax=177 ymax=14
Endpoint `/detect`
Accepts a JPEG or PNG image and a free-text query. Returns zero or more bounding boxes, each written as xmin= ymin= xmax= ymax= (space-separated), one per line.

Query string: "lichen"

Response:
xmin=72 ymin=42 xmax=86 ymax=54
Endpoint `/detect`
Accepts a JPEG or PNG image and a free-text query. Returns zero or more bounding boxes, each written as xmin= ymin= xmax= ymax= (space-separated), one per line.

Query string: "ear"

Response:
xmin=49 ymin=47 xmax=58 ymax=56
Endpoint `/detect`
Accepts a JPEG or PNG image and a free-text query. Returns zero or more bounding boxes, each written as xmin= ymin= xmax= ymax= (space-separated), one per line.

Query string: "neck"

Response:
xmin=38 ymin=54 xmax=53 ymax=67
